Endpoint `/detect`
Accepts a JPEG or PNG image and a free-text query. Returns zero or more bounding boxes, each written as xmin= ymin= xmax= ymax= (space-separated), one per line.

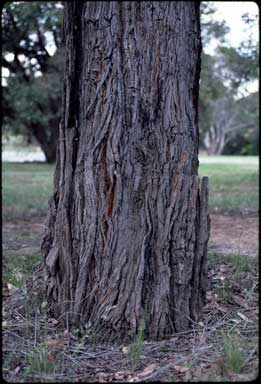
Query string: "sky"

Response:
xmin=204 ymin=1 xmax=259 ymax=55
xmin=2 ymin=1 xmax=259 ymax=93
xmin=203 ymin=1 xmax=259 ymax=94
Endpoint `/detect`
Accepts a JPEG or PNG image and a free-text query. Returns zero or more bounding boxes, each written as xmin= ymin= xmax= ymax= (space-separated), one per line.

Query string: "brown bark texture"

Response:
xmin=41 ymin=1 xmax=210 ymax=341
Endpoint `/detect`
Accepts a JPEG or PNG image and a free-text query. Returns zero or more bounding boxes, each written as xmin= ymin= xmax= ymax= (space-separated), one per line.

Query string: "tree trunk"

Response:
xmin=31 ymin=121 xmax=58 ymax=163
xmin=42 ymin=1 xmax=210 ymax=341
xmin=204 ymin=124 xmax=225 ymax=155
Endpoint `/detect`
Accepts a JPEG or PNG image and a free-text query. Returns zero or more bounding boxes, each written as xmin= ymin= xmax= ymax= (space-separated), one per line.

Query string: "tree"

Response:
xmin=199 ymin=52 xmax=227 ymax=152
xmin=2 ymin=1 xmax=63 ymax=162
xmin=223 ymin=91 xmax=259 ymax=155
xmin=200 ymin=2 xmax=229 ymax=46
xmin=199 ymin=6 xmax=259 ymax=155
xmin=42 ymin=2 xmax=210 ymax=341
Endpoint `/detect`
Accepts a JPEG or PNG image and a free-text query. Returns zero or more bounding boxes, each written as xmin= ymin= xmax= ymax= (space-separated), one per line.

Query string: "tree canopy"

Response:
xmin=2 ymin=1 xmax=259 ymax=158
xmin=2 ymin=1 xmax=63 ymax=161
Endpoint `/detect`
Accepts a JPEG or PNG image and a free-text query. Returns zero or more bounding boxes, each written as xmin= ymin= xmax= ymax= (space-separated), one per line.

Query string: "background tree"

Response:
xmin=199 ymin=5 xmax=259 ymax=155
xmin=2 ymin=2 xmax=257 ymax=160
xmin=2 ymin=1 xmax=63 ymax=162
xmin=42 ymin=1 xmax=210 ymax=341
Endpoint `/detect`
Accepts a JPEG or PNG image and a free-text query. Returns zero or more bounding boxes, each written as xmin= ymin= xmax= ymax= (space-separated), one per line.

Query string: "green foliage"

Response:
xmin=2 ymin=2 xmax=63 ymax=160
xmin=223 ymin=92 xmax=259 ymax=155
xmin=200 ymin=2 xmax=230 ymax=45
xmin=3 ymin=48 xmax=63 ymax=138
xmin=200 ymin=3 xmax=258 ymax=155
xmin=2 ymin=2 xmax=63 ymax=73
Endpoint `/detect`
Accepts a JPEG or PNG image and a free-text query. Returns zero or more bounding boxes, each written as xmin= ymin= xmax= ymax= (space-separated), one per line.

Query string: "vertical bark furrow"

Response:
xmin=42 ymin=1 xmax=209 ymax=341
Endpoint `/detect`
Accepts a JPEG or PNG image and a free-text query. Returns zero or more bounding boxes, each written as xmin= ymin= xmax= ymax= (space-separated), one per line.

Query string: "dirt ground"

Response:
xmin=3 ymin=213 xmax=259 ymax=258
xmin=3 ymin=213 xmax=258 ymax=382
xmin=209 ymin=213 xmax=258 ymax=258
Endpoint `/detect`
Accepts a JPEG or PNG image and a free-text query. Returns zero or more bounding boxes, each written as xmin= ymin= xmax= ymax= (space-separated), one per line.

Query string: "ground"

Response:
xmin=2 ymin=157 xmax=259 ymax=382
xmin=210 ymin=213 xmax=258 ymax=258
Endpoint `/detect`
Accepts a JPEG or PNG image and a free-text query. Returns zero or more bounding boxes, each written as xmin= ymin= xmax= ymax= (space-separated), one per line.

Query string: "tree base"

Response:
xmin=42 ymin=175 xmax=210 ymax=341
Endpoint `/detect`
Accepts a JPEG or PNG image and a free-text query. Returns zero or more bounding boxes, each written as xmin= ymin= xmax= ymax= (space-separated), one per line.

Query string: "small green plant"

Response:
xmin=129 ymin=324 xmax=145 ymax=369
xmin=24 ymin=343 xmax=56 ymax=380
xmin=217 ymin=280 xmax=233 ymax=304
xmin=221 ymin=332 xmax=245 ymax=374
xmin=207 ymin=252 xmax=223 ymax=266
xmin=3 ymin=253 xmax=41 ymax=288
xmin=226 ymin=254 xmax=253 ymax=275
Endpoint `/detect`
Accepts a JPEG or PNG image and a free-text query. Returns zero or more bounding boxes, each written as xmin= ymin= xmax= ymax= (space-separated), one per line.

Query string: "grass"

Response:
xmin=24 ymin=344 xmax=56 ymax=380
xmin=129 ymin=325 xmax=145 ymax=369
xmin=3 ymin=252 xmax=41 ymax=288
xmin=221 ymin=332 xmax=246 ymax=374
xmin=199 ymin=162 xmax=259 ymax=213
xmin=2 ymin=162 xmax=54 ymax=221
xmin=208 ymin=252 xmax=257 ymax=273
xmin=2 ymin=157 xmax=259 ymax=223
xmin=2 ymin=156 xmax=259 ymax=381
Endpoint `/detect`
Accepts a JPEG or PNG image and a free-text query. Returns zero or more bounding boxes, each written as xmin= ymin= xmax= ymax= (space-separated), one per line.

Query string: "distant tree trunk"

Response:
xmin=42 ymin=1 xmax=210 ymax=341
xmin=31 ymin=121 xmax=58 ymax=163
xmin=204 ymin=124 xmax=225 ymax=155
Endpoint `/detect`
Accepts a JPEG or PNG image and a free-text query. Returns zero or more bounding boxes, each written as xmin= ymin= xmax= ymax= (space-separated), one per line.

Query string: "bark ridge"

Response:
xmin=42 ymin=1 xmax=210 ymax=341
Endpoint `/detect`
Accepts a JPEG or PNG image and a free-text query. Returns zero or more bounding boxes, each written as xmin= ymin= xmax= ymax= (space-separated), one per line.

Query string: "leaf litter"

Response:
xmin=2 ymin=252 xmax=258 ymax=382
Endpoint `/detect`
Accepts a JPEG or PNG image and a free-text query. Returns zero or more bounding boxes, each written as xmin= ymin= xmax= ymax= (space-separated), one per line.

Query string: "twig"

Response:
xmin=3 ymin=330 xmax=33 ymax=345
xmin=143 ymin=357 xmax=187 ymax=381
xmin=34 ymin=311 xmax=37 ymax=347
xmin=66 ymin=311 xmax=70 ymax=348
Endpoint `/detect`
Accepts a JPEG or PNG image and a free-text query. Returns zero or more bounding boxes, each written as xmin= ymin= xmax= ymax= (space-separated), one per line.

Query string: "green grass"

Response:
xmin=2 ymin=157 xmax=258 ymax=222
xmin=221 ymin=332 xmax=246 ymax=374
xmin=208 ymin=252 xmax=257 ymax=273
xmin=3 ymin=252 xmax=41 ymax=288
xmin=199 ymin=162 xmax=259 ymax=213
xmin=24 ymin=343 xmax=56 ymax=380
xmin=2 ymin=163 xmax=55 ymax=221
xmin=128 ymin=325 xmax=145 ymax=369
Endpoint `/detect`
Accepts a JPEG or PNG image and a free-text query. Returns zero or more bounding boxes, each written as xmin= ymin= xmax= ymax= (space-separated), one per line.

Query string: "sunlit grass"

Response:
xmin=199 ymin=161 xmax=258 ymax=212
xmin=2 ymin=157 xmax=258 ymax=222
xmin=2 ymin=163 xmax=54 ymax=221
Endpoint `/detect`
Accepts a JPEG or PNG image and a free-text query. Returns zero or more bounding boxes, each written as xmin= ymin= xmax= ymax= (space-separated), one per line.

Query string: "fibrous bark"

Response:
xmin=42 ymin=1 xmax=210 ymax=341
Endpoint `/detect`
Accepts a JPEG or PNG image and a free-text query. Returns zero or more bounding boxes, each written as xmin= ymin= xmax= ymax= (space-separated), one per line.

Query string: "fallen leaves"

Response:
xmin=127 ymin=363 xmax=157 ymax=382
xmin=137 ymin=363 xmax=157 ymax=378
xmin=47 ymin=318 xmax=59 ymax=325
xmin=232 ymin=294 xmax=249 ymax=309
xmin=46 ymin=336 xmax=66 ymax=347
xmin=47 ymin=353 xmax=56 ymax=361
xmin=214 ymin=302 xmax=228 ymax=313
xmin=7 ymin=283 xmax=18 ymax=294
xmin=2 ymin=246 xmax=258 ymax=383
xmin=14 ymin=366 xmax=21 ymax=375
xmin=174 ymin=364 xmax=190 ymax=373
xmin=122 ymin=346 xmax=129 ymax=354
xmin=237 ymin=311 xmax=252 ymax=323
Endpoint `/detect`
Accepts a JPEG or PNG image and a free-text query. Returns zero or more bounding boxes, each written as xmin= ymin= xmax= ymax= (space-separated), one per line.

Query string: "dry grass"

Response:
xmin=2 ymin=254 xmax=258 ymax=382
xmin=2 ymin=160 xmax=259 ymax=381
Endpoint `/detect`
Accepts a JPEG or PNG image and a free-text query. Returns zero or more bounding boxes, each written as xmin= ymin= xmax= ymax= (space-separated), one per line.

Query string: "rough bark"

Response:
xmin=42 ymin=1 xmax=210 ymax=341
